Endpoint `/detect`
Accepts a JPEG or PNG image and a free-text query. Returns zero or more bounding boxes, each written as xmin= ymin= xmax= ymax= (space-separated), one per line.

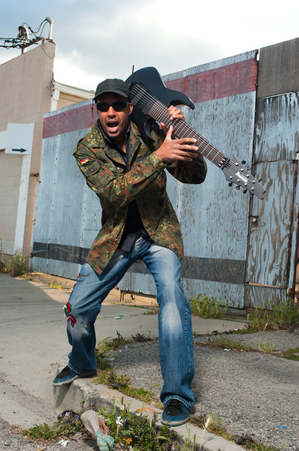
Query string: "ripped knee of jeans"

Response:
xmin=64 ymin=300 xmax=77 ymax=327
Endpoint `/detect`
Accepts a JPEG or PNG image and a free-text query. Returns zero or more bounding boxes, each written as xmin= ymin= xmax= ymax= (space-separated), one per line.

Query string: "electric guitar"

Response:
xmin=125 ymin=66 xmax=266 ymax=200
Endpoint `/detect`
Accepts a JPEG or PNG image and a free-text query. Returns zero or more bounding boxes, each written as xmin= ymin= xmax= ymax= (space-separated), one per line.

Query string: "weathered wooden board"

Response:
xmin=246 ymin=160 xmax=296 ymax=287
xmin=254 ymin=93 xmax=299 ymax=162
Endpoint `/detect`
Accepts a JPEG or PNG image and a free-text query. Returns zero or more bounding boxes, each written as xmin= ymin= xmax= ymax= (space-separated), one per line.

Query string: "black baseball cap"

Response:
xmin=93 ymin=79 xmax=130 ymax=101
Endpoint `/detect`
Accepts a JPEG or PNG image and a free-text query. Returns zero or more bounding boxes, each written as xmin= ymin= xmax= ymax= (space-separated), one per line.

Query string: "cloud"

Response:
xmin=1 ymin=0 xmax=299 ymax=91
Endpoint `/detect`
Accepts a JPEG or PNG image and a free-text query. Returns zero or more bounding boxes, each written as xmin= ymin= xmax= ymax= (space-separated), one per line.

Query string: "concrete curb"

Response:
xmin=53 ymin=358 xmax=244 ymax=451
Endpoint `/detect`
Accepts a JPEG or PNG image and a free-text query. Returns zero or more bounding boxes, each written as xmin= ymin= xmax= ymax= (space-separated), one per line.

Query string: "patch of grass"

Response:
xmin=191 ymin=414 xmax=284 ymax=451
xmin=47 ymin=282 xmax=65 ymax=290
xmin=189 ymin=293 xmax=228 ymax=319
xmin=199 ymin=335 xmax=255 ymax=352
xmin=280 ymin=347 xmax=299 ymax=361
xmin=247 ymin=299 xmax=299 ymax=332
xmin=0 ymin=253 xmax=8 ymax=273
xmin=94 ymin=365 xmax=161 ymax=407
xmin=99 ymin=400 xmax=180 ymax=451
xmin=0 ymin=250 xmax=27 ymax=277
xmin=258 ymin=338 xmax=276 ymax=354
xmin=23 ymin=411 xmax=85 ymax=440
xmin=143 ymin=306 xmax=159 ymax=315
xmin=96 ymin=331 xmax=154 ymax=356
xmin=231 ymin=328 xmax=253 ymax=335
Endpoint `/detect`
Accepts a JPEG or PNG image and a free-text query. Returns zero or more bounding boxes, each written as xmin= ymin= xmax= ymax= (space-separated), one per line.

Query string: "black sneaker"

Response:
xmin=161 ymin=399 xmax=190 ymax=427
xmin=53 ymin=365 xmax=96 ymax=387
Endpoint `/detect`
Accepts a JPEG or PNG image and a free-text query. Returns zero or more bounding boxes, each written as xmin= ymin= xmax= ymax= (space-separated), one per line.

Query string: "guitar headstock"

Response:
xmin=222 ymin=158 xmax=266 ymax=200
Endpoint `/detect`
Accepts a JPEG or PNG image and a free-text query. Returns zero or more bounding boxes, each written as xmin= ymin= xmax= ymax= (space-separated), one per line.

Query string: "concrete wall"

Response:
xmin=0 ymin=42 xmax=55 ymax=256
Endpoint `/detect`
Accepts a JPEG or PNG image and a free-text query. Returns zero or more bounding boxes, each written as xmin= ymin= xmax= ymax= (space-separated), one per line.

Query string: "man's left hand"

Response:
xmin=160 ymin=106 xmax=185 ymax=132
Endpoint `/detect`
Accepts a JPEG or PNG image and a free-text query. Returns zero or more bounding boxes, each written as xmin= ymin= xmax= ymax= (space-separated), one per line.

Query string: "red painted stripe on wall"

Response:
xmin=43 ymin=58 xmax=257 ymax=138
xmin=165 ymin=59 xmax=257 ymax=102
xmin=43 ymin=103 xmax=98 ymax=139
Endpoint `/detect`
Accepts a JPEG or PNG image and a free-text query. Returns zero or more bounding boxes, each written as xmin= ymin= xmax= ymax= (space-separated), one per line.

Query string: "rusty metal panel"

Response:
xmin=257 ymin=38 xmax=299 ymax=99
xmin=254 ymin=93 xmax=299 ymax=162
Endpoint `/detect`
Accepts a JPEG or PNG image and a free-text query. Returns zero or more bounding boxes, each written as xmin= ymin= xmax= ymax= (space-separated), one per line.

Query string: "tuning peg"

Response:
xmin=241 ymin=160 xmax=246 ymax=165
xmin=253 ymin=173 xmax=257 ymax=177
xmin=236 ymin=185 xmax=240 ymax=190
xmin=228 ymin=182 xmax=232 ymax=187
xmin=243 ymin=189 xmax=247 ymax=194
xmin=259 ymin=178 xmax=262 ymax=183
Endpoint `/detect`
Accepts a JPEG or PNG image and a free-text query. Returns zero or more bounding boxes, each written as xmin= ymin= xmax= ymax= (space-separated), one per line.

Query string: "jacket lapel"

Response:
xmin=128 ymin=122 xmax=142 ymax=167
xmin=85 ymin=121 xmax=125 ymax=166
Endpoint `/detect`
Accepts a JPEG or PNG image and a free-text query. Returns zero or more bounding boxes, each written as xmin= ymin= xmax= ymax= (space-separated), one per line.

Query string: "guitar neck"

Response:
xmin=143 ymin=95 xmax=227 ymax=168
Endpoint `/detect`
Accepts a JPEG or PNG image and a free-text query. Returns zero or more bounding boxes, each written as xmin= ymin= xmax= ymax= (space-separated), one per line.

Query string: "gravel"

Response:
xmin=111 ymin=329 xmax=299 ymax=451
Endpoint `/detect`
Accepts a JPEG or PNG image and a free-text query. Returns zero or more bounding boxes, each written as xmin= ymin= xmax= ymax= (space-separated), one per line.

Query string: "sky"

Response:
xmin=1 ymin=0 xmax=299 ymax=92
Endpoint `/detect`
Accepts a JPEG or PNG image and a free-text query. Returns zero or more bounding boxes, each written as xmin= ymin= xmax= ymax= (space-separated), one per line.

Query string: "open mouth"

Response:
xmin=106 ymin=120 xmax=119 ymax=134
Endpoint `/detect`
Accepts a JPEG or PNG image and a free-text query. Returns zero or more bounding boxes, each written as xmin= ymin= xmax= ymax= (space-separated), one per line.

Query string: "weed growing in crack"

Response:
xmin=258 ymin=338 xmax=276 ymax=353
xmin=188 ymin=293 xmax=228 ymax=319
xmin=23 ymin=411 xmax=85 ymax=440
xmin=247 ymin=299 xmax=299 ymax=331
xmin=280 ymin=347 xmax=299 ymax=361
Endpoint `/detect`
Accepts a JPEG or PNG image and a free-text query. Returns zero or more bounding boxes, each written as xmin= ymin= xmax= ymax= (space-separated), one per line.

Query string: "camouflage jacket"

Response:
xmin=73 ymin=120 xmax=207 ymax=274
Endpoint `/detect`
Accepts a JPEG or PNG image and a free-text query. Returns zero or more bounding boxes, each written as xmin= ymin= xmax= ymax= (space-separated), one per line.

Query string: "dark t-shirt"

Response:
xmin=98 ymin=120 xmax=150 ymax=252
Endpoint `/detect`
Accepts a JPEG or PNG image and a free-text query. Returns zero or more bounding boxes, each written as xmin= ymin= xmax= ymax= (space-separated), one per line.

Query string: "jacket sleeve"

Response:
xmin=166 ymin=154 xmax=207 ymax=184
xmin=73 ymin=143 xmax=166 ymax=208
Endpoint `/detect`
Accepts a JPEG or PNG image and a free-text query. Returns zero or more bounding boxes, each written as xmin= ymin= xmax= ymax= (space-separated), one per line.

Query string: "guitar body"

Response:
xmin=126 ymin=67 xmax=194 ymax=140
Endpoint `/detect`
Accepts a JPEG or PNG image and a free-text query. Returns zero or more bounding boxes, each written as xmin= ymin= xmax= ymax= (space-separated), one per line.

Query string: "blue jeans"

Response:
xmin=65 ymin=233 xmax=194 ymax=408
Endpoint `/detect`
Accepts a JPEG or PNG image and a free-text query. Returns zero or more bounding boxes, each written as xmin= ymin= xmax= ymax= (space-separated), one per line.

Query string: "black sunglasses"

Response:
xmin=96 ymin=101 xmax=130 ymax=112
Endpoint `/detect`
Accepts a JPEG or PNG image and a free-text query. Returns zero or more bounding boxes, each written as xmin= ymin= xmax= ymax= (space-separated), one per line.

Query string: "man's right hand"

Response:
xmin=156 ymin=126 xmax=199 ymax=164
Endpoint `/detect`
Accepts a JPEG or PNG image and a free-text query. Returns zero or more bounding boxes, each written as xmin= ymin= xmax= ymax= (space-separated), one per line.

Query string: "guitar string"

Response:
xmin=130 ymin=85 xmax=256 ymax=191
